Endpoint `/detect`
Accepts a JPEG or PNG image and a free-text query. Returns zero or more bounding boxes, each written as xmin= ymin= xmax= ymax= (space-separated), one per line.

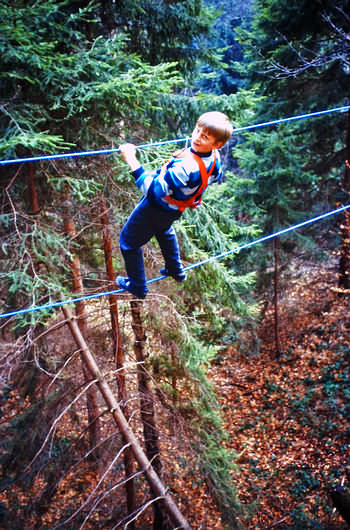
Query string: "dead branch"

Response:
xmin=62 ymin=303 xmax=191 ymax=529
xmin=55 ymin=441 xmax=132 ymax=528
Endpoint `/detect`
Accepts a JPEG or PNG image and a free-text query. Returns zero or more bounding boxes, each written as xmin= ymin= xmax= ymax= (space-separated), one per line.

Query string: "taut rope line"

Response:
xmin=1 ymin=105 xmax=349 ymax=166
xmin=1 ymin=203 xmax=349 ymax=320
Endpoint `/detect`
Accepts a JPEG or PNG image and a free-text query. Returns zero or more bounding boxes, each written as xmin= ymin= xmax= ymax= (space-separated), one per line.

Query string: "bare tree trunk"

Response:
xmin=130 ymin=300 xmax=170 ymax=529
xmin=27 ymin=162 xmax=40 ymax=214
xmin=100 ymin=199 xmax=136 ymax=524
xmin=62 ymin=303 xmax=191 ymax=530
xmin=273 ymin=237 xmax=282 ymax=358
xmin=62 ymin=202 xmax=101 ymax=459
xmin=170 ymin=342 xmax=178 ymax=408
xmin=338 ymin=109 xmax=350 ymax=290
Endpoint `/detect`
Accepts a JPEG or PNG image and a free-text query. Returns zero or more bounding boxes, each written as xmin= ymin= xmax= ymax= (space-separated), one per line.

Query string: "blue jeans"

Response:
xmin=120 ymin=197 xmax=182 ymax=293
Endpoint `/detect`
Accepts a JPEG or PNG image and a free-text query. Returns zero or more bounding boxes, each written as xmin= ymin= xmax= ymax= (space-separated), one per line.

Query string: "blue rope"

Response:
xmin=1 ymin=203 xmax=349 ymax=320
xmin=232 ymin=105 xmax=350 ymax=133
xmin=1 ymin=105 xmax=349 ymax=166
xmin=0 ymin=138 xmax=189 ymax=166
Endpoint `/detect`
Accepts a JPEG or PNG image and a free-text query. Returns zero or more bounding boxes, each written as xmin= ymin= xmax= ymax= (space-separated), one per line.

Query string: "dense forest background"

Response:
xmin=0 ymin=0 xmax=350 ymax=528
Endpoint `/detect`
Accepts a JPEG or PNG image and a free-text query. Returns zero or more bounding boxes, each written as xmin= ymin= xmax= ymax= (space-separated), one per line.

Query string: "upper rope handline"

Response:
xmin=1 ymin=202 xmax=349 ymax=320
xmin=1 ymin=105 xmax=349 ymax=166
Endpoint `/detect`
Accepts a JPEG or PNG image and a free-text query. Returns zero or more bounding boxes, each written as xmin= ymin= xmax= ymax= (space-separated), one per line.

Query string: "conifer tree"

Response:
xmin=114 ymin=0 xmax=222 ymax=76
xmin=235 ymin=0 xmax=349 ymax=181
xmin=231 ymin=0 xmax=350 ymax=287
xmin=0 ymin=0 xmax=183 ymax=317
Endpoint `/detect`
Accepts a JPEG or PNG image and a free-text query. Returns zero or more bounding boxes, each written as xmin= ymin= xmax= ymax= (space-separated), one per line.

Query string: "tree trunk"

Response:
xmin=273 ymin=236 xmax=282 ymax=358
xmin=100 ymin=199 xmax=136 ymax=524
xmin=130 ymin=300 xmax=170 ymax=529
xmin=62 ymin=303 xmax=190 ymax=530
xmin=27 ymin=162 xmax=40 ymax=214
xmin=338 ymin=109 xmax=350 ymax=290
xmin=170 ymin=342 xmax=178 ymax=408
xmin=62 ymin=201 xmax=101 ymax=460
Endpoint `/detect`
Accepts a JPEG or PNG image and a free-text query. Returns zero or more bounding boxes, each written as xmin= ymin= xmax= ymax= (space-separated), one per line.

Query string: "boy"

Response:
xmin=117 ymin=111 xmax=233 ymax=299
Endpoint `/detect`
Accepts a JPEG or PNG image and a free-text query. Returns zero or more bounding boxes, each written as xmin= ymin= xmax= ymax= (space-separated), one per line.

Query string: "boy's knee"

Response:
xmin=120 ymin=225 xmax=135 ymax=251
xmin=120 ymin=235 xmax=142 ymax=255
xmin=120 ymin=239 xmax=133 ymax=253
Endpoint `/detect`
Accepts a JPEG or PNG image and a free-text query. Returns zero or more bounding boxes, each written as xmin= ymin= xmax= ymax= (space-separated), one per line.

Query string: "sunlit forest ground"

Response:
xmin=208 ymin=258 xmax=350 ymax=529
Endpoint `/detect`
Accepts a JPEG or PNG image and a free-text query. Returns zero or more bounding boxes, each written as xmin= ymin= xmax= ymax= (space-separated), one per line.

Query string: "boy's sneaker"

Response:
xmin=116 ymin=277 xmax=148 ymax=299
xmin=160 ymin=267 xmax=187 ymax=283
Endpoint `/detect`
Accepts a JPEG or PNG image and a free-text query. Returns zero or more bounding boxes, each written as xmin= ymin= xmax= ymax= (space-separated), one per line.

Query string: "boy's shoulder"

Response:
xmin=168 ymin=148 xmax=197 ymax=175
xmin=173 ymin=147 xmax=218 ymax=170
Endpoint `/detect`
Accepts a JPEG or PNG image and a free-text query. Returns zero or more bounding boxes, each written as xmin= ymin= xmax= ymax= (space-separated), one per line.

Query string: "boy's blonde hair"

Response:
xmin=197 ymin=111 xmax=233 ymax=145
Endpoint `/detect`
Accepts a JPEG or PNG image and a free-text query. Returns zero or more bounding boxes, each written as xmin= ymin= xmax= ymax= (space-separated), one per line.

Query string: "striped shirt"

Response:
xmin=131 ymin=147 xmax=223 ymax=212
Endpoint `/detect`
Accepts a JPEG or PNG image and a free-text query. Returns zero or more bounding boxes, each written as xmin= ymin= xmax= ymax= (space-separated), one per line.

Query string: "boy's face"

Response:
xmin=191 ymin=125 xmax=223 ymax=154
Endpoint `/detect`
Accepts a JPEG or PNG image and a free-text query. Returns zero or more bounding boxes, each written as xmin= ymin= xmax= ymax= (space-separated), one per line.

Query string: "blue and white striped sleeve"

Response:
xmin=131 ymin=166 xmax=156 ymax=196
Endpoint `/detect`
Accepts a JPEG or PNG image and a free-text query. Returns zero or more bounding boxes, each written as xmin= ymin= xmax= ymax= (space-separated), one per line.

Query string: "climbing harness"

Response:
xmin=161 ymin=148 xmax=217 ymax=212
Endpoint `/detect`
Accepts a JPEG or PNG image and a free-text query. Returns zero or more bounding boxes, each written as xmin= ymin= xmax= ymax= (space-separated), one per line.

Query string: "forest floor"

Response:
xmin=1 ymin=259 xmax=349 ymax=530
xmin=202 ymin=259 xmax=350 ymax=529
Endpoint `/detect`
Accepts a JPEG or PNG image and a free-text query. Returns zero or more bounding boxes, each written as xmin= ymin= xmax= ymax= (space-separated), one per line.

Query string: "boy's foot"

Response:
xmin=160 ymin=267 xmax=187 ymax=283
xmin=116 ymin=277 xmax=148 ymax=299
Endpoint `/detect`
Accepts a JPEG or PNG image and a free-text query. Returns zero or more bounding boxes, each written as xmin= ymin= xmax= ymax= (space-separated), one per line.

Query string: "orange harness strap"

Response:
xmin=164 ymin=149 xmax=217 ymax=212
